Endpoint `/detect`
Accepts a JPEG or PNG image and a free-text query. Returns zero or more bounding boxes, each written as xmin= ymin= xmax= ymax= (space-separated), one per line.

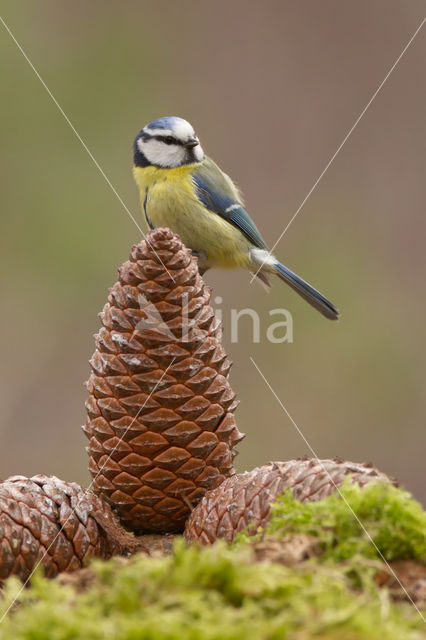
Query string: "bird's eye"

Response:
xmin=164 ymin=136 xmax=175 ymax=145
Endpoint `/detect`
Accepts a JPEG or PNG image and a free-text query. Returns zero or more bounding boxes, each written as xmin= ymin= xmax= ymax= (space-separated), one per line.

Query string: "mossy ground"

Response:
xmin=239 ymin=480 xmax=426 ymax=563
xmin=0 ymin=483 xmax=424 ymax=640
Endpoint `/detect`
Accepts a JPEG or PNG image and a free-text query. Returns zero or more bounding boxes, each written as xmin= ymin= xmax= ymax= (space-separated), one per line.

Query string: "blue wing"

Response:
xmin=192 ymin=158 xmax=268 ymax=250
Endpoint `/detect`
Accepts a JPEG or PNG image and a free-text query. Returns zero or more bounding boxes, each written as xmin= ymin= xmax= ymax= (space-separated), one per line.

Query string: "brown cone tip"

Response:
xmin=0 ymin=475 xmax=130 ymax=582
xmin=184 ymin=457 xmax=394 ymax=544
xmin=84 ymin=228 xmax=244 ymax=534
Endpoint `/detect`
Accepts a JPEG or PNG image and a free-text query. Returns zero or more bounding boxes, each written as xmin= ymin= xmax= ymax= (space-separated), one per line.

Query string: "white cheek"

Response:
xmin=193 ymin=145 xmax=204 ymax=162
xmin=141 ymin=140 xmax=186 ymax=168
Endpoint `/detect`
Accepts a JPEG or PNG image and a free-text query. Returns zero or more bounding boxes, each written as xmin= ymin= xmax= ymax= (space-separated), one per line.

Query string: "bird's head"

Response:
xmin=134 ymin=117 xmax=204 ymax=168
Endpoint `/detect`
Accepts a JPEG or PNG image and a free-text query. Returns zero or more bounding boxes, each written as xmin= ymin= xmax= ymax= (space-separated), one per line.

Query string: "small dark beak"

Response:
xmin=185 ymin=136 xmax=199 ymax=149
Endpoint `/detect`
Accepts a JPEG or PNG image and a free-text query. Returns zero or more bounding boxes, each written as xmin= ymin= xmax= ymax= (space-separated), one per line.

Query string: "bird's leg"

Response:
xmin=191 ymin=250 xmax=209 ymax=276
xmin=198 ymin=266 xmax=210 ymax=276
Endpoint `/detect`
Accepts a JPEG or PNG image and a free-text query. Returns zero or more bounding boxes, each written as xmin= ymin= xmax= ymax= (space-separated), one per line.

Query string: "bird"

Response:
xmin=133 ymin=116 xmax=339 ymax=320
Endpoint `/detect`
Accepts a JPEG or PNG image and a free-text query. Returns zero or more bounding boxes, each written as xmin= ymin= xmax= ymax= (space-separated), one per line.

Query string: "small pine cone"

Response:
xmin=84 ymin=228 xmax=244 ymax=534
xmin=0 ymin=475 xmax=131 ymax=582
xmin=184 ymin=458 xmax=394 ymax=544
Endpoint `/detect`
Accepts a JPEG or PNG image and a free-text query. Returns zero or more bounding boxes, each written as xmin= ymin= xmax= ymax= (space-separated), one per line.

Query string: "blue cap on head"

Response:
xmin=146 ymin=116 xmax=186 ymax=131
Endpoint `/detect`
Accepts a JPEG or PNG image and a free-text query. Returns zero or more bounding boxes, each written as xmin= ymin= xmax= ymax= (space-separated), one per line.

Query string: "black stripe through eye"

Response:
xmin=154 ymin=135 xmax=184 ymax=146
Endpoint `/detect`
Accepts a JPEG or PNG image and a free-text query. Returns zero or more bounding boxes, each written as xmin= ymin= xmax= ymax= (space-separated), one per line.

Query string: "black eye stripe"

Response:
xmin=139 ymin=131 xmax=195 ymax=149
xmin=153 ymin=135 xmax=184 ymax=146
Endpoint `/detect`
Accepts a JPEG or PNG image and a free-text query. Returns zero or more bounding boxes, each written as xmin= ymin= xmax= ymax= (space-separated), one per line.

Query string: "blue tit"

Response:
xmin=133 ymin=116 xmax=339 ymax=320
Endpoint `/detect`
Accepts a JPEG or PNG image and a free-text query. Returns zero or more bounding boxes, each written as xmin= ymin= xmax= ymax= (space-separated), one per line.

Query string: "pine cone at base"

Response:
xmin=83 ymin=228 xmax=244 ymax=534
xmin=0 ymin=475 xmax=135 ymax=582
xmin=184 ymin=458 xmax=394 ymax=544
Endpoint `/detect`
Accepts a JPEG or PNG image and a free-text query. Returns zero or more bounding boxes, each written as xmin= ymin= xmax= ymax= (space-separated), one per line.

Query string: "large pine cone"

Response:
xmin=185 ymin=458 xmax=393 ymax=544
xmin=84 ymin=228 xmax=244 ymax=534
xmin=0 ymin=475 xmax=130 ymax=582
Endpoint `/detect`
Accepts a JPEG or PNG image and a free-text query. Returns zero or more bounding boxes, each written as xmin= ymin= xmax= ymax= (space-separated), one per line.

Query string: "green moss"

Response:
xmin=262 ymin=481 xmax=426 ymax=564
xmin=0 ymin=539 xmax=424 ymax=640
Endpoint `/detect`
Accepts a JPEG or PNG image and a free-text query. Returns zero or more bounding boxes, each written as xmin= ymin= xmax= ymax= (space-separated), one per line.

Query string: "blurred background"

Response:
xmin=0 ymin=2 xmax=425 ymax=503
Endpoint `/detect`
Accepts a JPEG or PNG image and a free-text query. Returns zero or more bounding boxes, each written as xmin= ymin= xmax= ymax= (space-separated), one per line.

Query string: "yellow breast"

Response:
xmin=133 ymin=165 xmax=251 ymax=270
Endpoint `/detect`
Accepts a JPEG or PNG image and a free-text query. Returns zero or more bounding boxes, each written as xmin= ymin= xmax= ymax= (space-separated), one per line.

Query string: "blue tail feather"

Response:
xmin=274 ymin=262 xmax=339 ymax=320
